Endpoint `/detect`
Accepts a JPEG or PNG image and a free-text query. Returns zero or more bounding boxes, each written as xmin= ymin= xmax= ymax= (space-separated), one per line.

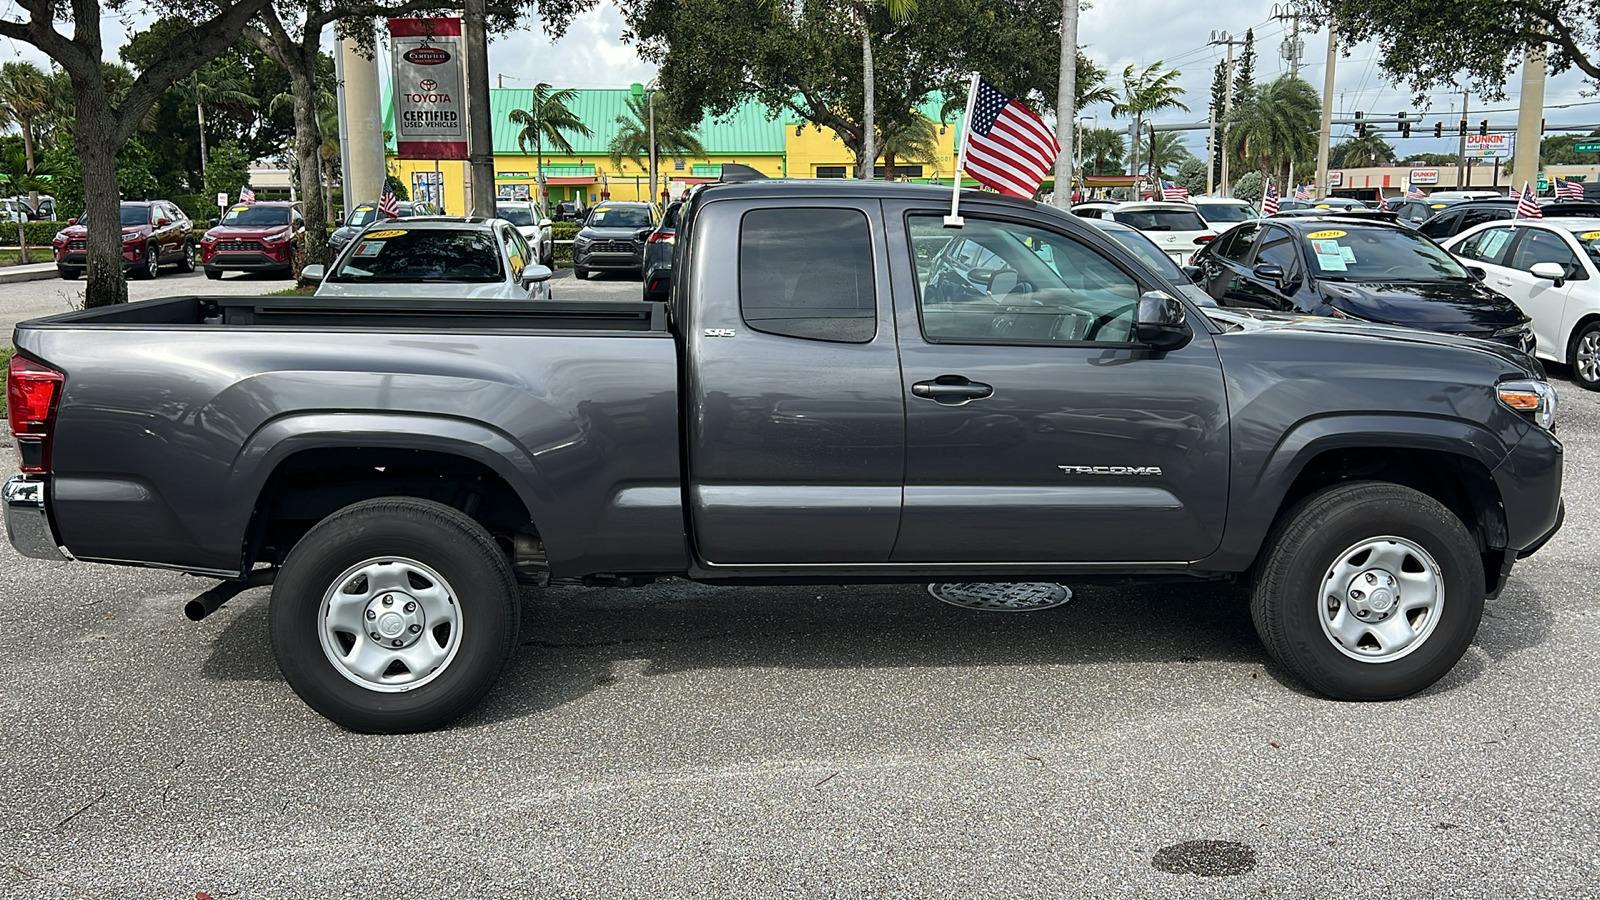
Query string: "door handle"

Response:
xmin=1495 ymin=279 xmax=1514 ymax=287
xmin=912 ymin=376 xmax=994 ymax=404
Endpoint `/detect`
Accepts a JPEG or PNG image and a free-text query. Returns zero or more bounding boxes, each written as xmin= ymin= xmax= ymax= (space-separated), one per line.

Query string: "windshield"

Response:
xmin=1569 ymin=227 xmax=1600 ymax=268
xmin=1113 ymin=209 xmax=1207 ymax=232
xmin=1098 ymin=227 xmax=1185 ymax=280
xmin=1304 ymin=226 xmax=1471 ymax=281
xmin=586 ymin=205 xmax=652 ymax=228
xmin=329 ymin=229 xmax=503 ymax=283
xmin=1197 ymin=204 xmax=1258 ymax=224
xmin=496 ymin=205 xmax=535 ymax=227
xmin=345 ymin=205 xmax=412 ymax=228
xmin=221 ymin=205 xmax=290 ymax=226
xmin=81 ymin=206 xmax=152 ymax=227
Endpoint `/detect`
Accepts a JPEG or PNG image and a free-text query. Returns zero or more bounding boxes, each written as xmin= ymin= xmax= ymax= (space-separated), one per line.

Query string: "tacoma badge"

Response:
xmin=1058 ymin=465 xmax=1163 ymax=476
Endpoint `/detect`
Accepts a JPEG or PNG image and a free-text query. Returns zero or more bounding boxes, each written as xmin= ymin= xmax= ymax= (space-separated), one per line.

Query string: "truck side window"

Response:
xmin=739 ymin=207 xmax=876 ymax=343
xmin=908 ymin=215 xmax=1141 ymax=344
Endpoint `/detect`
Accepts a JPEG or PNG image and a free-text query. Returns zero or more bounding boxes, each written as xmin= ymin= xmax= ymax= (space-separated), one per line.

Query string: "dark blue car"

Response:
xmin=1192 ymin=215 xmax=1534 ymax=352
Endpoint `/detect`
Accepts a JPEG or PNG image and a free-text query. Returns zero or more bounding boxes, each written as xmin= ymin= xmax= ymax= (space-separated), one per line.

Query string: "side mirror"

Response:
xmin=156 ymin=217 xmax=172 ymax=227
xmin=1135 ymin=290 xmax=1193 ymax=351
xmin=301 ymin=264 xmax=325 ymax=283
xmin=1252 ymin=262 xmax=1286 ymax=283
xmin=1179 ymin=264 xmax=1205 ymax=283
xmin=1465 ymin=265 xmax=1487 ymax=281
xmin=68 ymin=217 xmax=77 ymax=226
xmin=519 ymin=264 xmax=552 ymax=288
xmin=538 ymin=218 xmax=553 ymax=228
xmin=1530 ymin=261 xmax=1566 ymax=287
xmin=208 ymin=218 xmax=219 ymax=228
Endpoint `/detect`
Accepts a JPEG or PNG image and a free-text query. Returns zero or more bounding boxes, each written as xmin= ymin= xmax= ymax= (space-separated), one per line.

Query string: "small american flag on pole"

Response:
xmin=1406 ymin=185 xmax=1426 ymax=199
xmin=1556 ymin=177 xmax=1585 ymax=200
xmin=1161 ymin=180 xmax=1190 ymax=202
xmin=1294 ymin=185 xmax=1312 ymax=201
xmin=1377 ymin=194 xmax=1390 ymax=211
xmin=378 ymin=185 xmax=400 ymax=218
xmin=1515 ymin=182 xmax=1543 ymax=219
xmin=1261 ymin=182 xmax=1279 ymax=216
xmin=238 ymin=187 xmax=255 ymax=204
xmin=959 ymin=76 xmax=1061 ymax=198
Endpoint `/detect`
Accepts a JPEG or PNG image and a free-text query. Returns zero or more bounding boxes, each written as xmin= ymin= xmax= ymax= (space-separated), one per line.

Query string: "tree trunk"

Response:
xmin=198 ymin=102 xmax=209 ymax=182
xmin=287 ymin=52 xmax=327 ymax=273
xmin=883 ymin=152 xmax=896 ymax=180
xmin=1052 ymin=0 xmax=1077 ymax=208
xmin=858 ymin=3 xmax=875 ymax=180
xmin=1129 ymin=115 xmax=1142 ymax=179
xmin=76 ymin=109 xmax=128 ymax=307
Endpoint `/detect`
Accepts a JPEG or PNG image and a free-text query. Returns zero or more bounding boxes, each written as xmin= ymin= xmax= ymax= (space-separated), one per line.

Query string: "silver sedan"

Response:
xmin=303 ymin=217 xmax=553 ymax=300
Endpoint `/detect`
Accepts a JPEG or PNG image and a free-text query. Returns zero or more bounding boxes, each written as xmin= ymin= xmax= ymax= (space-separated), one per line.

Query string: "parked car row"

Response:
xmin=51 ymin=201 xmax=197 ymax=280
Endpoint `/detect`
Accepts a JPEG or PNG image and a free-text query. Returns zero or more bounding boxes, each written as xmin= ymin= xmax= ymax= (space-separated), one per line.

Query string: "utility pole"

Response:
xmin=1210 ymin=31 xmax=1244 ymax=197
xmin=463 ymin=0 xmax=495 ymax=217
xmin=1205 ymin=104 xmax=1216 ymax=195
xmin=1272 ymin=2 xmax=1307 ymax=78
xmin=1314 ymin=24 xmax=1336 ymax=199
xmin=1457 ymin=91 xmax=1469 ymax=188
xmin=1512 ymin=46 xmax=1547 ymax=194
xmin=1051 ymin=0 xmax=1079 ymax=209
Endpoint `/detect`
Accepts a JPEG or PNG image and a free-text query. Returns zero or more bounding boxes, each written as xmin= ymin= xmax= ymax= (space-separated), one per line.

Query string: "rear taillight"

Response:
xmin=8 ymin=354 xmax=63 ymax=474
xmin=1192 ymin=234 xmax=1217 ymax=246
xmin=647 ymin=232 xmax=674 ymax=244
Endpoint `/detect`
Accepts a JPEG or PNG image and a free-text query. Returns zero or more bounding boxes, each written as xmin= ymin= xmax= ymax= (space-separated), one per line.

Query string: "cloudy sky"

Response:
xmin=5 ymin=0 xmax=1595 ymax=160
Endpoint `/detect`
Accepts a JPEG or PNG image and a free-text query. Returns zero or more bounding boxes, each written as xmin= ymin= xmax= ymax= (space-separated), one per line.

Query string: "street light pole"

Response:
xmin=648 ymin=88 xmax=657 ymax=207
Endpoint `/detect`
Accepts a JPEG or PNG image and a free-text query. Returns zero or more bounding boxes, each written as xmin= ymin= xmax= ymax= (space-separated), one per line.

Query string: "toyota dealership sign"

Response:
xmin=389 ymin=18 xmax=467 ymax=160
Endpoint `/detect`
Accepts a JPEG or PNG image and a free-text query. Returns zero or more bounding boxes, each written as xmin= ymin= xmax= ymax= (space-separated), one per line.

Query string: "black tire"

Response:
xmin=1250 ymin=481 xmax=1484 ymax=701
xmin=178 ymin=240 xmax=196 ymax=273
xmin=269 ymin=497 xmax=521 ymax=733
xmin=1567 ymin=320 xmax=1600 ymax=391
xmin=57 ymin=266 xmax=78 ymax=280
xmin=574 ymin=267 xmax=588 ymax=280
xmin=136 ymin=245 xmax=158 ymax=279
xmin=204 ymin=267 xmax=223 ymax=280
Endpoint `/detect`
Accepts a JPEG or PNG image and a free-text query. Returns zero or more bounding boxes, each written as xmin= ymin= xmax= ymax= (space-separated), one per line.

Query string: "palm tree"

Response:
xmin=607 ymin=95 xmax=706 ymax=179
xmin=878 ymin=112 xmax=941 ymax=180
xmin=1110 ymin=61 xmax=1188 ymax=179
xmin=1226 ymin=75 xmax=1320 ymax=194
xmin=1329 ymin=132 xmax=1398 ymax=168
xmin=1078 ymin=127 xmax=1125 ymax=177
xmin=270 ymin=86 xmax=339 ymax=218
xmin=508 ymin=83 xmax=592 ymax=216
xmin=0 ymin=144 xmax=60 ymax=263
xmin=0 ymin=62 xmax=50 ymax=174
xmin=171 ymin=58 xmax=257 ymax=185
xmin=1146 ymin=130 xmax=1194 ymax=181
xmin=855 ymin=0 xmax=918 ymax=179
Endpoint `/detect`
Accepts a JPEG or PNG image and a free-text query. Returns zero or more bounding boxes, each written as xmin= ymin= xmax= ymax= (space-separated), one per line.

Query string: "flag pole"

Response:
xmin=945 ymin=71 xmax=981 ymax=228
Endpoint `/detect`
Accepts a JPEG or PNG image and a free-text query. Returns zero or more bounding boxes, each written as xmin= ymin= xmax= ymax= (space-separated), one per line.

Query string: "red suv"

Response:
xmin=200 ymin=201 xmax=304 ymax=279
xmin=51 ymin=200 xmax=195 ymax=280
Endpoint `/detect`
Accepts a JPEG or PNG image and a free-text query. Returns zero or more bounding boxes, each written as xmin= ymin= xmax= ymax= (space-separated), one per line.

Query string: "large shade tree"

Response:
xmin=0 ymin=0 xmax=273 ymax=306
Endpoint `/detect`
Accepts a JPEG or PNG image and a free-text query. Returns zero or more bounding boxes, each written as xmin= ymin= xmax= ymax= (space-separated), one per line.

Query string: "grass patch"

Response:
xmin=0 ymin=248 xmax=55 ymax=266
xmin=264 ymin=286 xmax=317 ymax=296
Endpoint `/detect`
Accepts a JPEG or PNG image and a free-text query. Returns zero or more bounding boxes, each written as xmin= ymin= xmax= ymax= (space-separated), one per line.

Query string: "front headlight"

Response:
xmin=1493 ymin=322 xmax=1532 ymax=338
xmin=1499 ymin=379 xmax=1558 ymax=431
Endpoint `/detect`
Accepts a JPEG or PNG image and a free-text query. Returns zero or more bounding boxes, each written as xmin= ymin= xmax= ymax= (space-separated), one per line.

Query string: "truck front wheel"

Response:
xmin=269 ymin=497 xmax=521 ymax=733
xmin=1250 ymin=482 xmax=1484 ymax=701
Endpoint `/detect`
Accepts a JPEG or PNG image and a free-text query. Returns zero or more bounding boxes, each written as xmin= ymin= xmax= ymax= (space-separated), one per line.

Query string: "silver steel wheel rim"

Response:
xmin=1576 ymin=331 xmax=1600 ymax=384
xmin=318 ymin=556 xmax=463 ymax=692
xmin=1319 ymin=536 xmax=1443 ymax=663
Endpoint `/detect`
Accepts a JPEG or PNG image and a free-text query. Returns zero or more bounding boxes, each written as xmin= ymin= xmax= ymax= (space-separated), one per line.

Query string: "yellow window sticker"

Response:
xmin=230 ymin=205 xmax=250 ymax=213
xmin=508 ymin=253 xmax=523 ymax=270
xmin=1306 ymin=229 xmax=1346 ymax=239
xmin=1430 ymin=203 xmax=1448 ymax=209
xmin=1581 ymin=231 xmax=1600 ymax=240
xmin=365 ymin=229 xmax=406 ymax=239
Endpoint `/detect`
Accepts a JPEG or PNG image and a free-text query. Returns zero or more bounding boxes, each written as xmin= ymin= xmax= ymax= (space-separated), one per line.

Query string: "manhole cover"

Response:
xmin=927 ymin=583 xmax=1072 ymax=612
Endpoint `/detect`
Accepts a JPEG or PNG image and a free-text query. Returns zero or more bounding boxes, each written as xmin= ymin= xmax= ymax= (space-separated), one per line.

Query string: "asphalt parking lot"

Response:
xmin=2 ymin=278 xmax=1598 ymax=897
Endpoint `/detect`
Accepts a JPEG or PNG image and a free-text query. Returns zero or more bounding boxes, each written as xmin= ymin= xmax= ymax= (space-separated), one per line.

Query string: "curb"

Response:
xmin=0 ymin=266 xmax=59 ymax=285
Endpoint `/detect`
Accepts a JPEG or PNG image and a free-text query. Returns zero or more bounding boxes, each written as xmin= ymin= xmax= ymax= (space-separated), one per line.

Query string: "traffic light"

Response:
xmin=1434 ymin=121 xmax=1443 ymax=138
xmin=1355 ymin=111 xmax=1366 ymax=138
xmin=1400 ymin=113 xmax=1412 ymax=139
xmin=1479 ymin=119 xmax=1489 ymax=136
xmin=1459 ymin=118 xmax=1468 ymax=136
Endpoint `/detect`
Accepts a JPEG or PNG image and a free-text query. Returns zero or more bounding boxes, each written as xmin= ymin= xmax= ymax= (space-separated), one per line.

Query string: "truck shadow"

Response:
xmin=192 ymin=576 xmax=1553 ymax=726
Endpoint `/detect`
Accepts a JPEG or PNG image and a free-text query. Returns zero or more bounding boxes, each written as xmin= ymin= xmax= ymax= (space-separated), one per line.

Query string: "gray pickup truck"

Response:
xmin=5 ymin=182 xmax=1563 ymax=732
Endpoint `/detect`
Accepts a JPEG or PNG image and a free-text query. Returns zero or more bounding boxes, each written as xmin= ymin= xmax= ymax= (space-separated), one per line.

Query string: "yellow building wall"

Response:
xmin=783 ymin=121 xmax=962 ymax=181
xmin=387 ymin=154 xmax=787 ymax=214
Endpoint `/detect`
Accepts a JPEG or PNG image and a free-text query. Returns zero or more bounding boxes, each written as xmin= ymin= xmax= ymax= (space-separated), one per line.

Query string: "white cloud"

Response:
xmin=488 ymin=2 xmax=657 ymax=89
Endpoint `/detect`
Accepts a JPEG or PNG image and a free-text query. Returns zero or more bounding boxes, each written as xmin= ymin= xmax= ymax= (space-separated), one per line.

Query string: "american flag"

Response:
xmin=1293 ymin=185 xmax=1312 ymax=200
xmin=378 ymin=185 xmax=400 ymax=218
xmin=238 ymin=187 xmax=255 ymax=204
xmin=1406 ymin=185 xmax=1426 ymax=199
xmin=960 ymin=77 xmax=1060 ymax=198
xmin=1161 ymin=180 xmax=1190 ymax=202
xmin=1556 ymin=177 xmax=1585 ymax=200
xmin=1261 ymin=182 xmax=1279 ymax=216
xmin=1515 ymin=182 xmax=1543 ymax=219
xmin=1377 ymin=194 xmax=1390 ymax=211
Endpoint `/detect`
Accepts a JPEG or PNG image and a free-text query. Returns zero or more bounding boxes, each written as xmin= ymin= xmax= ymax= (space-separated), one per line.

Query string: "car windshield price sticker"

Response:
xmin=354 ymin=241 xmax=386 ymax=257
xmin=365 ymin=230 xmax=406 ymax=239
xmin=1310 ymin=239 xmax=1348 ymax=271
xmin=1481 ymin=230 xmax=1513 ymax=258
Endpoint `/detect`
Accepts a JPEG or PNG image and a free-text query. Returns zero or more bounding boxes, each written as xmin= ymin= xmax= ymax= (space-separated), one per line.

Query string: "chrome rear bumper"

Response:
xmin=4 ymin=475 xmax=66 ymax=561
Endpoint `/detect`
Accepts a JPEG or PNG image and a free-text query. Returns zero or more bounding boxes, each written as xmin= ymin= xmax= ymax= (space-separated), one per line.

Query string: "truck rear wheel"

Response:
xmin=269 ymin=497 xmax=520 ymax=733
xmin=1250 ymin=482 xmax=1484 ymax=701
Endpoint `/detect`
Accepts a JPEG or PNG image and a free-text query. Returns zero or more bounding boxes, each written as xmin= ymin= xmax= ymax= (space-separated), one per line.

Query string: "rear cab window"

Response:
xmin=739 ymin=208 xmax=876 ymax=342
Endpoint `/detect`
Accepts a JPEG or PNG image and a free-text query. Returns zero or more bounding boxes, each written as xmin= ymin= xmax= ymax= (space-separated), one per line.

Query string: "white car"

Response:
xmin=1189 ymin=196 xmax=1260 ymax=233
xmin=1097 ymin=201 xmax=1218 ymax=265
xmin=1444 ymin=217 xmax=1600 ymax=389
xmin=493 ymin=200 xmax=554 ymax=267
xmin=302 ymin=217 xmax=553 ymax=300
